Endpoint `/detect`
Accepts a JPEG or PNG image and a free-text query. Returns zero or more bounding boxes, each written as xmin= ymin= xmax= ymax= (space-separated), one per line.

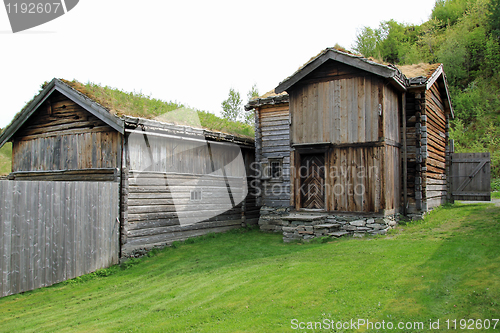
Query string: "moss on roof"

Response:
xmin=60 ymin=79 xmax=254 ymax=138
xmin=259 ymin=89 xmax=288 ymax=99
xmin=397 ymin=63 xmax=441 ymax=79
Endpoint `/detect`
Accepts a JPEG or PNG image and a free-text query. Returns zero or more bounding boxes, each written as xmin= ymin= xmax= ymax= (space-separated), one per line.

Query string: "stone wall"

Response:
xmin=258 ymin=206 xmax=399 ymax=243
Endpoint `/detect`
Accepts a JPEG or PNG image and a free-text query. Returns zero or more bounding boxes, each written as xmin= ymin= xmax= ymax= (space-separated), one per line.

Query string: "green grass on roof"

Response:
xmin=62 ymin=80 xmax=254 ymax=138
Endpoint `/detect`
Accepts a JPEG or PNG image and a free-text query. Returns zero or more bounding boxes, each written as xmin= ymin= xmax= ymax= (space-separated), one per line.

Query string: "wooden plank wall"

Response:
xmin=11 ymin=91 xmax=121 ymax=173
xmin=0 ymin=180 xmax=120 ymax=298
xmin=259 ymin=104 xmax=291 ymax=207
xmin=404 ymin=83 xmax=449 ymax=213
xmin=423 ymin=84 xmax=448 ymax=209
xmin=324 ymin=145 xmax=399 ymax=213
xmin=326 ymin=146 xmax=383 ymax=212
xmin=287 ymin=62 xmax=402 ymax=214
xmin=384 ymin=85 xmax=401 ymax=143
xmin=290 ymin=75 xmax=386 ymax=145
xmin=384 ymin=145 xmax=401 ymax=213
xmin=121 ymin=134 xmax=258 ymax=256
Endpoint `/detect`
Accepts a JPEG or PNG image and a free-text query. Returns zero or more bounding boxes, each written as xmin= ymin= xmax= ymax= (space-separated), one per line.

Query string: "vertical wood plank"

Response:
xmin=340 ymin=80 xmax=348 ymax=144
xmin=358 ymin=77 xmax=366 ymax=143
xmin=350 ymin=78 xmax=358 ymax=143
xmin=18 ymin=181 xmax=27 ymax=294
xmin=1 ymin=182 xmax=13 ymax=297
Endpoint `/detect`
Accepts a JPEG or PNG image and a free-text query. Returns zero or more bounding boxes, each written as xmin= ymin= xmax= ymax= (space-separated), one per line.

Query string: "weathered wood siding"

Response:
xmin=11 ymin=91 xmax=121 ymax=175
xmin=326 ymin=146 xmax=383 ymax=212
xmin=0 ymin=180 xmax=120 ymax=298
xmin=290 ymin=75 xmax=400 ymax=145
xmin=383 ymin=85 xmax=401 ymax=143
xmin=424 ymin=83 xmax=448 ymax=209
xmin=121 ymin=133 xmax=257 ymax=255
xmin=288 ymin=61 xmax=402 ymax=214
xmin=404 ymin=82 xmax=449 ymax=213
xmin=258 ymin=104 xmax=291 ymax=207
xmin=384 ymin=145 xmax=401 ymax=213
xmin=291 ymin=145 xmax=400 ymax=214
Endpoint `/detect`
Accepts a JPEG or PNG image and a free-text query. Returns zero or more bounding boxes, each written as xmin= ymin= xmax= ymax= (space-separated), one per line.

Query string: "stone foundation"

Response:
xmin=258 ymin=206 xmax=399 ymax=242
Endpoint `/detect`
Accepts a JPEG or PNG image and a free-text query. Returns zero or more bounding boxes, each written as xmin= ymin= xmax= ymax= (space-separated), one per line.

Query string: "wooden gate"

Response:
xmin=450 ymin=152 xmax=491 ymax=201
xmin=299 ymin=154 xmax=325 ymax=209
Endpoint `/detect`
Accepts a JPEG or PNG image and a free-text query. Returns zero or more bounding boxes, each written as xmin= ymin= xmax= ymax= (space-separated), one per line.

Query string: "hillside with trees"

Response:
xmin=353 ymin=0 xmax=500 ymax=189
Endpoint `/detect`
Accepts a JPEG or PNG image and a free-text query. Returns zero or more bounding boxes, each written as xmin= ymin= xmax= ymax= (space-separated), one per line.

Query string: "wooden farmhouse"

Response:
xmin=0 ymin=78 xmax=258 ymax=258
xmin=246 ymin=48 xmax=454 ymax=230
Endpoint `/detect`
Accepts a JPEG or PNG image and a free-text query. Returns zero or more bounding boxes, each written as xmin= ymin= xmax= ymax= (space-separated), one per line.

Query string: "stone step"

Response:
xmin=282 ymin=213 xmax=328 ymax=222
xmin=313 ymin=223 xmax=341 ymax=229
xmin=328 ymin=231 xmax=349 ymax=238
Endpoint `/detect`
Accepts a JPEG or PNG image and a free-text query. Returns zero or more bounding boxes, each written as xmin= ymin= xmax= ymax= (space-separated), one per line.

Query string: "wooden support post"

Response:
xmin=402 ymin=92 xmax=408 ymax=216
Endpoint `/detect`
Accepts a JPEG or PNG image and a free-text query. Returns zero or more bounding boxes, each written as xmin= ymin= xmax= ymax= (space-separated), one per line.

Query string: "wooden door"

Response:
xmin=299 ymin=154 xmax=325 ymax=209
xmin=450 ymin=152 xmax=491 ymax=201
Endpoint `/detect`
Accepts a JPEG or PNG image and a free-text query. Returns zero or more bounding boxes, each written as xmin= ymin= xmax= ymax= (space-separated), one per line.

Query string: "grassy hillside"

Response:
xmin=62 ymin=80 xmax=254 ymax=138
xmin=352 ymin=0 xmax=500 ymax=187
xmin=0 ymin=142 xmax=12 ymax=176
xmin=0 ymin=202 xmax=498 ymax=332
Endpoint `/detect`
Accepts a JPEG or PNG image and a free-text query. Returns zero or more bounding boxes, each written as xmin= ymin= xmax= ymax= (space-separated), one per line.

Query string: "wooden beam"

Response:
xmin=9 ymin=168 xmax=119 ymax=182
xmin=402 ymin=92 xmax=408 ymax=216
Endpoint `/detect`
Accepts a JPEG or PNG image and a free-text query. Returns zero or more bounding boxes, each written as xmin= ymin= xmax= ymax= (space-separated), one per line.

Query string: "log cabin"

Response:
xmin=246 ymin=48 xmax=454 ymax=232
xmin=0 ymin=78 xmax=258 ymax=257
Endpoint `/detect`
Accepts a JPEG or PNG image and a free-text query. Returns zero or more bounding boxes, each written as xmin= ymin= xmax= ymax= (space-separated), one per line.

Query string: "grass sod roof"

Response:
xmin=397 ymin=63 xmax=442 ymax=80
xmin=0 ymin=79 xmax=254 ymax=139
xmin=245 ymin=59 xmax=444 ymax=111
xmin=275 ymin=46 xmax=407 ymax=93
xmin=61 ymin=80 xmax=254 ymax=138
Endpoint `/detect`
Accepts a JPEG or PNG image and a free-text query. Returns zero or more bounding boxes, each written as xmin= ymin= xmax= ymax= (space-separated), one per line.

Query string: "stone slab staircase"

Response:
xmin=258 ymin=207 xmax=397 ymax=243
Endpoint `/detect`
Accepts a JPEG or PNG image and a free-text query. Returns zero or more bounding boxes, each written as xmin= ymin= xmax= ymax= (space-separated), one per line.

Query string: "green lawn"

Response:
xmin=0 ymin=203 xmax=499 ymax=332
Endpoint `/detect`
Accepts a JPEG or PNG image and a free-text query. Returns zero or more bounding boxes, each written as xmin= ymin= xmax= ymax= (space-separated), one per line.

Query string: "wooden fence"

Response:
xmin=0 ymin=181 xmax=120 ymax=297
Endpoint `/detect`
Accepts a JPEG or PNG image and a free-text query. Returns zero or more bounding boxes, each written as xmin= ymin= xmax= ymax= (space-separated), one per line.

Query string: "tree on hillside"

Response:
xmin=352 ymin=27 xmax=380 ymax=58
xmin=489 ymin=0 xmax=500 ymax=39
xmin=353 ymin=20 xmax=423 ymax=64
xmin=221 ymin=88 xmax=242 ymax=122
xmin=431 ymin=0 xmax=470 ymax=28
xmin=244 ymin=84 xmax=259 ymax=125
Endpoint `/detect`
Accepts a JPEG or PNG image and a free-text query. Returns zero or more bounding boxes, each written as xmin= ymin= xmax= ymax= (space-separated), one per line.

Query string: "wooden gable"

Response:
xmin=11 ymin=90 xmax=122 ymax=173
xmin=293 ymin=60 xmax=383 ymax=87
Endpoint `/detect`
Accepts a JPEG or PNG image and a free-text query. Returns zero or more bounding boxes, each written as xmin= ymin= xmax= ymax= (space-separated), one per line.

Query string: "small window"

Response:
xmin=269 ymin=159 xmax=282 ymax=180
xmin=190 ymin=189 xmax=202 ymax=201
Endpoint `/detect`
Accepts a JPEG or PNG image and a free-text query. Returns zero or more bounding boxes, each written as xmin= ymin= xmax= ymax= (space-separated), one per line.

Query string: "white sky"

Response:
xmin=0 ymin=0 xmax=437 ymax=128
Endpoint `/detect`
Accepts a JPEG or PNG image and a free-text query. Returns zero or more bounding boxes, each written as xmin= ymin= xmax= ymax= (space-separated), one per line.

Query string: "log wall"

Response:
xmin=120 ymin=133 xmax=258 ymax=256
xmin=258 ymin=104 xmax=291 ymax=207
xmin=403 ymin=81 xmax=449 ymax=213
xmin=424 ymin=83 xmax=448 ymax=209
